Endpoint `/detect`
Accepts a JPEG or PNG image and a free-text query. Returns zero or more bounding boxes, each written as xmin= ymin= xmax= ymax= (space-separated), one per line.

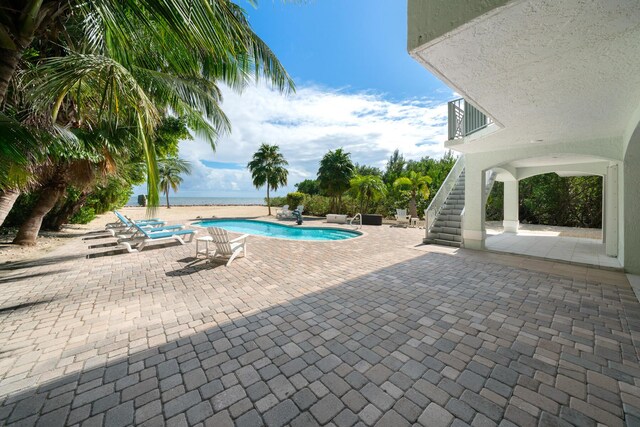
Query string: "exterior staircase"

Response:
xmin=424 ymin=170 xmax=465 ymax=247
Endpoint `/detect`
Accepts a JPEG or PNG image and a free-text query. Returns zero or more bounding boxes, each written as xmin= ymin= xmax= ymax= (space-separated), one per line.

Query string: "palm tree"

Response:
xmin=393 ymin=171 xmax=433 ymax=218
xmin=2 ymin=0 xmax=294 ymax=245
xmin=317 ymin=148 xmax=355 ymax=213
xmin=0 ymin=0 xmax=294 ymax=219
xmin=12 ymin=135 xmax=115 ymax=245
xmin=247 ymin=144 xmax=288 ymax=216
xmin=349 ymin=175 xmax=386 ymax=214
xmin=0 ymin=1 xmax=294 ymax=104
xmin=159 ymin=158 xmax=192 ymax=208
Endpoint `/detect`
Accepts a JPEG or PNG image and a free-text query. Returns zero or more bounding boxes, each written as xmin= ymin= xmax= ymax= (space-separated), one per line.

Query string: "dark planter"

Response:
xmin=361 ymin=214 xmax=382 ymax=226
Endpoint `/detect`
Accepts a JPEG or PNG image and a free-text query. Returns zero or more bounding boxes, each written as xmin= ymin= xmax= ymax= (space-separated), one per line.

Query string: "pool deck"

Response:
xmin=0 ymin=218 xmax=638 ymax=426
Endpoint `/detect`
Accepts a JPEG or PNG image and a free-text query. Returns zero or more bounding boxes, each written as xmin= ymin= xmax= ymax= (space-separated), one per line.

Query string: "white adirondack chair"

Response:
xmin=206 ymin=227 xmax=249 ymax=266
xmin=276 ymin=205 xmax=291 ymax=219
xmin=395 ymin=209 xmax=411 ymax=226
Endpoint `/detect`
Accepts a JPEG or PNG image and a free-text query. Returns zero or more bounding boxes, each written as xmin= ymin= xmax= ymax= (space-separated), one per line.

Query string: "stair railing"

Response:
xmin=349 ymin=213 xmax=362 ymax=229
xmin=425 ymin=155 xmax=466 ymax=233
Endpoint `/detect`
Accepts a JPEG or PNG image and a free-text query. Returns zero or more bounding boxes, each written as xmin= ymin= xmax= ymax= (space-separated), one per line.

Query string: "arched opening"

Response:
xmin=482 ymin=172 xmax=619 ymax=268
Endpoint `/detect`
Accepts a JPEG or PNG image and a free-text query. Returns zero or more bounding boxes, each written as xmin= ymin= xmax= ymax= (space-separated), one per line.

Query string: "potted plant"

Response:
xmin=349 ymin=175 xmax=386 ymax=225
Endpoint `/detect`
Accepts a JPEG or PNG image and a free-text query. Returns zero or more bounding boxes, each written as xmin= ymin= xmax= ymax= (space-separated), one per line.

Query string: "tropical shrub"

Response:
xmin=268 ymin=196 xmax=287 ymax=207
xmin=70 ymin=207 xmax=96 ymax=224
xmin=393 ymin=171 xmax=433 ymax=218
xmin=302 ymin=195 xmax=331 ymax=216
xmin=485 ymin=174 xmax=602 ymax=228
xmin=286 ymin=192 xmax=305 ymax=209
xmin=349 ymin=175 xmax=386 ymax=214
xmin=295 ymin=179 xmax=320 ymax=195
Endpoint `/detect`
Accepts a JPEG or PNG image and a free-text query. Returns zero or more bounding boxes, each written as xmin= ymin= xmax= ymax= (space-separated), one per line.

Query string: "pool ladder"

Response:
xmin=350 ymin=213 xmax=362 ymax=229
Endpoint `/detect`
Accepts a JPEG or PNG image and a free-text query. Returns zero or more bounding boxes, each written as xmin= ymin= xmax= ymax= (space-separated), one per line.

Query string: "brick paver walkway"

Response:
xmin=0 ymin=222 xmax=639 ymax=426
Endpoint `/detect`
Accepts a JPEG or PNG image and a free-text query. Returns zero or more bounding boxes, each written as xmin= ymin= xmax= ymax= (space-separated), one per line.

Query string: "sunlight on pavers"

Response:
xmin=0 ymin=225 xmax=638 ymax=426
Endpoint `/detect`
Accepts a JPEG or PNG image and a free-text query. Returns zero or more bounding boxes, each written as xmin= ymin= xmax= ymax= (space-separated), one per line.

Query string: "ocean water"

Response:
xmin=126 ymin=196 xmax=265 ymax=206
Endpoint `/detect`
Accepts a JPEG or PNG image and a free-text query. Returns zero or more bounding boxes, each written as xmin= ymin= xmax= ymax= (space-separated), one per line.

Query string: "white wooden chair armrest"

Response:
xmin=229 ymin=234 xmax=249 ymax=243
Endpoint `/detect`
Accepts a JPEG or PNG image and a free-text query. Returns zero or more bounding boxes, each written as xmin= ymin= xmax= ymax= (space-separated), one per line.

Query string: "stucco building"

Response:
xmin=409 ymin=0 xmax=640 ymax=273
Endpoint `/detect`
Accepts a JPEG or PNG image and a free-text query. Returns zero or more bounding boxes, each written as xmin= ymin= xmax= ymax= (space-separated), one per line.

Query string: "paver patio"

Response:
xmin=0 ymin=221 xmax=639 ymax=426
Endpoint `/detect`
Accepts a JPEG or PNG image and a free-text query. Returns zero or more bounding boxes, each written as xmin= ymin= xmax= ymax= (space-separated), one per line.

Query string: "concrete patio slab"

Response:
xmin=486 ymin=230 xmax=622 ymax=270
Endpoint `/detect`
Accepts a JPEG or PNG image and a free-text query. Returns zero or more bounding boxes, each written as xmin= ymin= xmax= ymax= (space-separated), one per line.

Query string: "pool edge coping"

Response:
xmin=189 ymin=217 xmax=367 ymax=242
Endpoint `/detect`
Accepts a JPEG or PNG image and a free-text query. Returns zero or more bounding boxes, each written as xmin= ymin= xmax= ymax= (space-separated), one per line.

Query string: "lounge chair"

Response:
xmin=206 ymin=227 xmax=248 ymax=266
xmin=118 ymin=223 xmax=196 ymax=253
xmin=276 ymin=205 xmax=291 ymax=219
xmin=295 ymin=205 xmax=304 ymax=214
xmin=395 ymin=209 xmax=411 ymax=227
xmin=107 ymin=211 xmax=185 ymax=238
xmin=106 ymin=211 xmax=167 ymax=235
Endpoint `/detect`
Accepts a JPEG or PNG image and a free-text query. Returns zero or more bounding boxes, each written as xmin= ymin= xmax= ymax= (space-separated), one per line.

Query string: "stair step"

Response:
xmin=430 ymin=226 xmax=461 ymax=235
xmin=429 ymin=228 xmax=461 ymax=236
xmin=441 ymin=209 xmax=463 ymax=215
xmin=434 ymin=220 xmax=461 ymax=228
xmin=427 ymin=232 xmax=462 ymax=242
xmin=424 ymin=238 xmax=462 ymax=248
xmin=439 ymin=214 xmax=462 ymax=221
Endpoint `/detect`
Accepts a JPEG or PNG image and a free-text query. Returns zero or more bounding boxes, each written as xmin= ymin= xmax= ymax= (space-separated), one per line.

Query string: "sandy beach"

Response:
xmin=0 ymin=205 xmax=270 ymax=264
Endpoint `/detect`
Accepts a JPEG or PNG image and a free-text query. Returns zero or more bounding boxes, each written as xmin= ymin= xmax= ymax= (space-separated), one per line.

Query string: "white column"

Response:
xmin=462 ymin=163 xmax=486 ymax=250
xmin=605 ymin=164 xmax=618 ymax=257
xmin=502 ymin=180 xmax=519 ymax=233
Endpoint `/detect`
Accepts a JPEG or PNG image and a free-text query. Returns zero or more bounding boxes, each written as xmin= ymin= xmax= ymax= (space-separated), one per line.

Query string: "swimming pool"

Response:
xmin=192 ymin=219 xmax=361 ymax=241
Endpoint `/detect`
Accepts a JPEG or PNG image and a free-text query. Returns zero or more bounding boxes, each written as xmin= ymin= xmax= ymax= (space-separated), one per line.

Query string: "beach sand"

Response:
xmin=0 ymin=205 xmax=270 ymax=264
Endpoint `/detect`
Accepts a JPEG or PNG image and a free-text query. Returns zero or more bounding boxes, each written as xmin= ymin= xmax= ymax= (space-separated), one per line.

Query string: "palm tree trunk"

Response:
xmin=45 ymin=191 xmax=88 ymax=231
xmin=409 ymin=196 xmax=418 ymax=218
xmin=266 ymin=186 xmax=271 ymax=216
xmin=166 ymin=190 xmax=171 ymax=209
xmin=0 ymin=1 xmax=53 ymax=103
xmin=0 ymin=189 xmax=20 ymax=227
xmin=0 ymin=48 xmax=23 ymax=105
xmin=13 ymin=185 xmax=65 ymax=246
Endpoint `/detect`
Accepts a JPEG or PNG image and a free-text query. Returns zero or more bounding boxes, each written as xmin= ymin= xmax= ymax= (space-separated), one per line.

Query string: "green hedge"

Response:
xmin=266 ymin=196 xmax=287 ymax=207
xmin=286 ymin=192 xmax=305 ymax=209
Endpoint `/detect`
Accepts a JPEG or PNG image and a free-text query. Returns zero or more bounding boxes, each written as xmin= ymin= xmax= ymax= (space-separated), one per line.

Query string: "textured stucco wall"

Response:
xmin=624 ymin=125 xmax=640 ymax=274
xmin=407 ymin=0 xmax=510 ymax=52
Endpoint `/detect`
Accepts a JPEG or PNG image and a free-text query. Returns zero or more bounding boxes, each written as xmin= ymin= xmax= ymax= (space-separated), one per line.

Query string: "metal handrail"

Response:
xmin=425 ymin=155 xmax=465 ymax=232
xmin=349 ymin=213 xmax=362 ymax=229
xmin=448 ymin=98 xmax=493 ymax=140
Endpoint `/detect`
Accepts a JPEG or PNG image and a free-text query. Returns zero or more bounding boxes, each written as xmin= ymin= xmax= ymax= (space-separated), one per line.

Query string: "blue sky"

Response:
xmin=136 ymin=1 xmax=453 ymax=199
xmin=245 ymin=0 xmax=449 ymax=101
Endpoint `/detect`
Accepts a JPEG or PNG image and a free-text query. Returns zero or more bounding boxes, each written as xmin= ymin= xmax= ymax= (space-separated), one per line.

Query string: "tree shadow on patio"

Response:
xmin=0 ymin=298 xmax=57 ymax=314
xmin=0 ymin=254 xmax=86 ymax=271
xmin=0 ymin=271 xmax=70 ymax=285
xmin=0 ymin=250 xmax=638 ymax=426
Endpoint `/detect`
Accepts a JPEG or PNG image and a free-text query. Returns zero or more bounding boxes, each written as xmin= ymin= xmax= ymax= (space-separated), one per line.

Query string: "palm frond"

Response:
xmin=0 ymin=113 xmax=40 ymax=188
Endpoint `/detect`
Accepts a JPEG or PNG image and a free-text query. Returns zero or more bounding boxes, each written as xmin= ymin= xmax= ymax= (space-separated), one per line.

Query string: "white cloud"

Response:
xmin=141 ymin=83 xmax=452 ymax=198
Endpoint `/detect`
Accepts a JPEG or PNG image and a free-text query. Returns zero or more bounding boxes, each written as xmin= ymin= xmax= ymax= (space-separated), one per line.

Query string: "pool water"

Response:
xmin=192 ymin=219 xmax=361 ymax=241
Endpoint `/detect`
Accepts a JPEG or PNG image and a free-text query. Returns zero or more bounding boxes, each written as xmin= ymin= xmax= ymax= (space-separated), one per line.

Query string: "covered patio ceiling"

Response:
xmin=411 ymin=0 xmax=640 ymax=153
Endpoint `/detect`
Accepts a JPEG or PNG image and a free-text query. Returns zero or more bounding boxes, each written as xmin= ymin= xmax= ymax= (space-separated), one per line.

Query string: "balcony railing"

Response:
xmin=448 ymin=98 xmax=493 ymax=140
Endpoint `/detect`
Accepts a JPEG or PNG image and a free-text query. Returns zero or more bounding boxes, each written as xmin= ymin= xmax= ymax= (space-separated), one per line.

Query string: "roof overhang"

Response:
xmin=410 ymin=0 xmax=640 ymax=154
